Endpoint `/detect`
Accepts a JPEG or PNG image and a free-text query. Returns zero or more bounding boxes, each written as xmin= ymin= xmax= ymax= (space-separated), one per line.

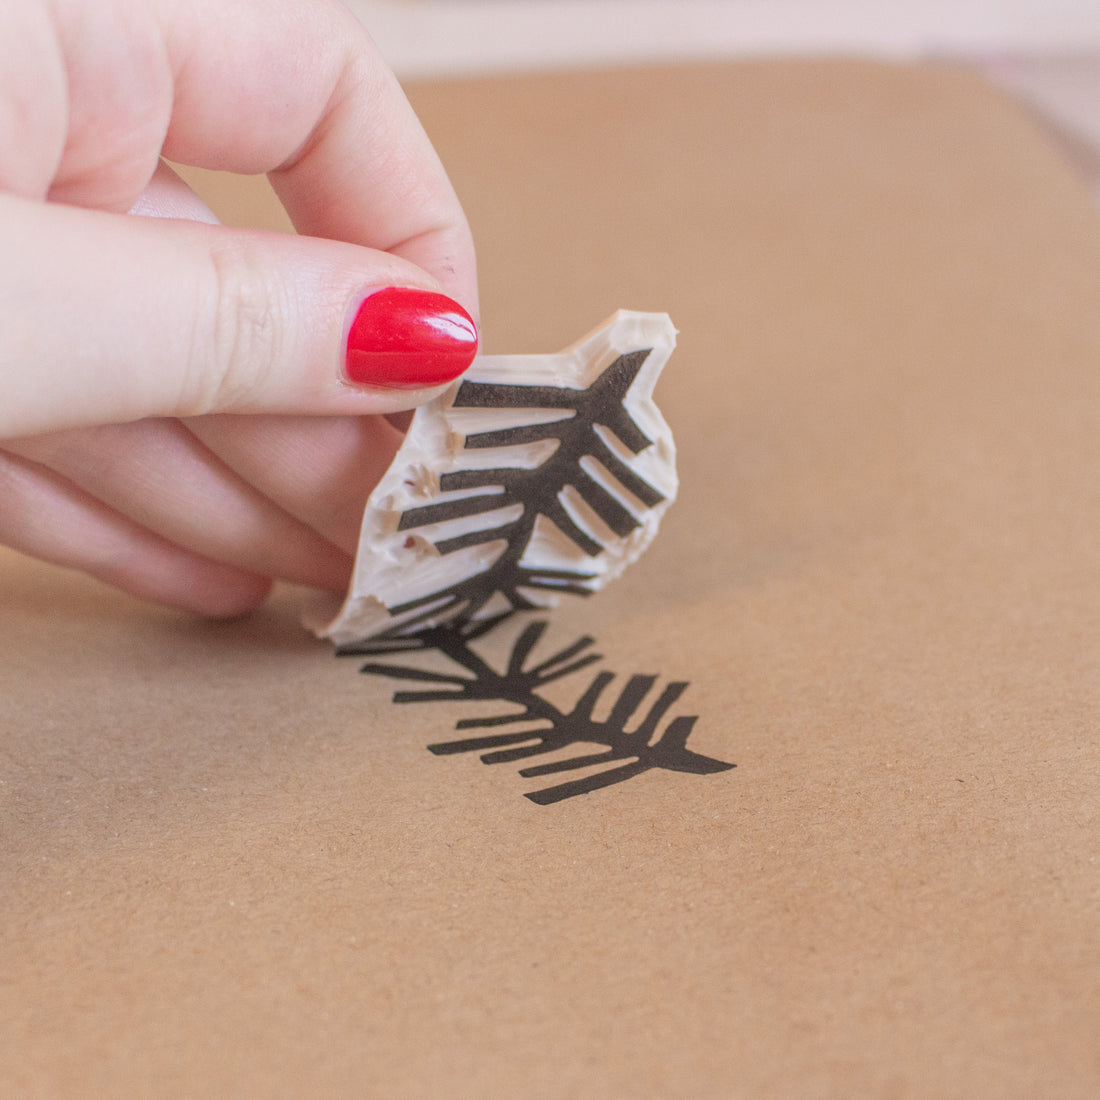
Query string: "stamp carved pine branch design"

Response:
xmin=315 ymin=311 xmax=678 ymax=646
xmin=340 ymin=615 xmax=735 ymax=805
xmin=388 ymin=349 xmax=667 ymax=633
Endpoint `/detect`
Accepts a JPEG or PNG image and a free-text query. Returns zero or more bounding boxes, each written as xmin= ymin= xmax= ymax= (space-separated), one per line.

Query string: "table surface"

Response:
xmin=3 ymin=60 xmax=1099 ymax=1098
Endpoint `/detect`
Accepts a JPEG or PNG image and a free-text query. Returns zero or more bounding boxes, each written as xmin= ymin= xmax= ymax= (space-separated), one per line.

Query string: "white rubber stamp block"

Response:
xmin=311 ymin=310 xmax=678 ymax=645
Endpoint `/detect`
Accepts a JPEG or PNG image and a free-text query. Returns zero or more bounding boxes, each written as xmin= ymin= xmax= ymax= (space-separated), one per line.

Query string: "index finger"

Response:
xmin=91 ymin=0 xmax=476 ymax=314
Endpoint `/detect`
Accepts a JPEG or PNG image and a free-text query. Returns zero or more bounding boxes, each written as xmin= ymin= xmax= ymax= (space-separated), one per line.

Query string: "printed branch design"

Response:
xmin=340 ymin=614 xmax=734 ymax=805
xmin=388 ymin=350 xmax=666 ymax=633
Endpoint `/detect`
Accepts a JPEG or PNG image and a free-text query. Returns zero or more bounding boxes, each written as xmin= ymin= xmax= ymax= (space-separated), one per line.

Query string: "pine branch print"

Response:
xmin=342 ymin=615 xmax=734 ymax=804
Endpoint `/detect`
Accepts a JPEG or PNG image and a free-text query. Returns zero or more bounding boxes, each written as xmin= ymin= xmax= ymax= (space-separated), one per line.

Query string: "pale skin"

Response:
xmin=0 ymin=0 xmax=479 ymax=616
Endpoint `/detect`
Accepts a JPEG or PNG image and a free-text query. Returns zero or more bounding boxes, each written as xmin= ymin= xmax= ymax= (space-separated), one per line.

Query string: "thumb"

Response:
xmin=0 ymin=194 xmax=479 ymax=438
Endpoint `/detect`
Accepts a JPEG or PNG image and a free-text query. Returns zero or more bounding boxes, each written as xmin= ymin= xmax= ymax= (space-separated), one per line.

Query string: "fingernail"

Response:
xmin=344 ymin=287 xmax=478 ymax=388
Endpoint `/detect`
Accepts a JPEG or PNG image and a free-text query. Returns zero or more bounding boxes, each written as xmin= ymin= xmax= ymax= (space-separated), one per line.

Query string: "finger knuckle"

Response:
xmin=189 ymin=242 xmax=285 ymax=415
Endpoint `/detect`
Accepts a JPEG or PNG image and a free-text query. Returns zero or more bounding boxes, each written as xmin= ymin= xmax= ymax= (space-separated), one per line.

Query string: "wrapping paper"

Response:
xmin=3 ymin=61 xmax=1099 ymax=1096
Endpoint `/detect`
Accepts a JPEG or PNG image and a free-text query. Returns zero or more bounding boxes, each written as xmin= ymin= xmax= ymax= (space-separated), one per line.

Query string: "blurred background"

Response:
xmin=343 ymin=0 xmax=1100 ymax=200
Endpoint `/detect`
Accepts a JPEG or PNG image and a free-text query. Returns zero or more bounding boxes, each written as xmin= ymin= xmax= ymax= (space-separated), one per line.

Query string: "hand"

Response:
xmin=0 ymin=0 xmax=479 ymax=616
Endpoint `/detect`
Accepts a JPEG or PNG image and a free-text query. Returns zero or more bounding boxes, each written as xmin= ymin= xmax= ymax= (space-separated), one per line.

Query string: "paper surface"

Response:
xmin=4 ymin=61 xmax=1100 ymax=1097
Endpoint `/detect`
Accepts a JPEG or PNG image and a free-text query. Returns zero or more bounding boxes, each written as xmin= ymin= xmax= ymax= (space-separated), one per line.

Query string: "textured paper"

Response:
xmin=3 ymin=61 xmax=1099 ymax=1098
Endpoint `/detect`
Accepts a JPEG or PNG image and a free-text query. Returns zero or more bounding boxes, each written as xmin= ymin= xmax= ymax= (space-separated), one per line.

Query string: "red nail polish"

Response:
xmin=344 ymin=287 xmax=478 ymax=388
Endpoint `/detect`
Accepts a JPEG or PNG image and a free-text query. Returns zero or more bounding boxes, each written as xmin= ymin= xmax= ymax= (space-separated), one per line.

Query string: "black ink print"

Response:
xmin=340 ymin=614 xmax=734 ymax=805
xmin=387 ymin=350 xmax=667 ymax=634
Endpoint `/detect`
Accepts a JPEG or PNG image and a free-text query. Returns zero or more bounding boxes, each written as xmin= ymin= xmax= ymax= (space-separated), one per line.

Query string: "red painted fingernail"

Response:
xmin=344 ymin=287 xmax=478 ymax=388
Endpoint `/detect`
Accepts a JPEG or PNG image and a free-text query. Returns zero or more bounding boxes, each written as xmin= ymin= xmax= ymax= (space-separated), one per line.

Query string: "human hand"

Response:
xmin=0 ymin=0 xmax=479 ymax=616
